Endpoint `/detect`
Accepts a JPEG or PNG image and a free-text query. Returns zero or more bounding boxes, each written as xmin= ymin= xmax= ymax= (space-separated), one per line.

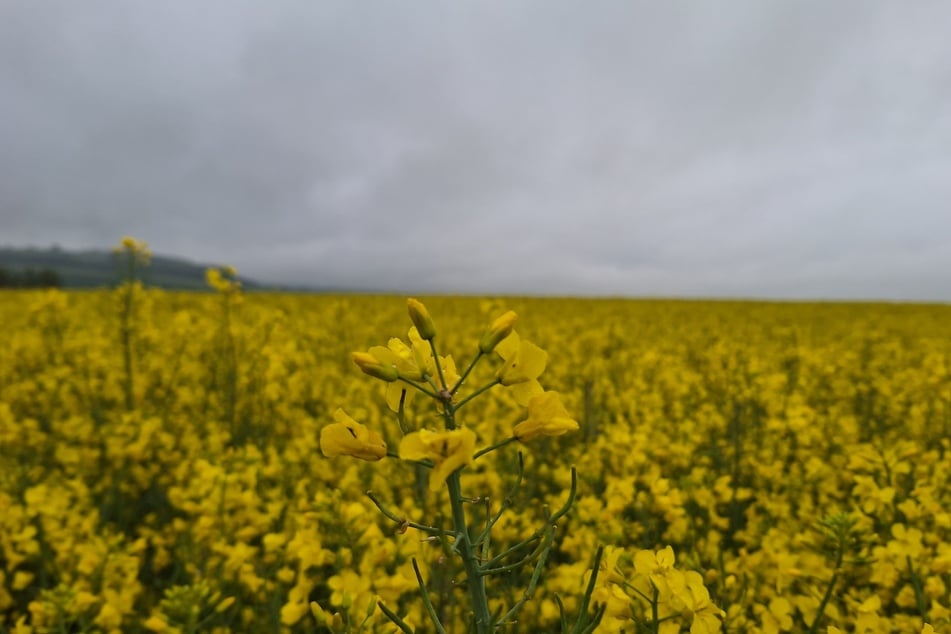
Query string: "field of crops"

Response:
xmin=2 ymin=279 xmax=951 ymax=632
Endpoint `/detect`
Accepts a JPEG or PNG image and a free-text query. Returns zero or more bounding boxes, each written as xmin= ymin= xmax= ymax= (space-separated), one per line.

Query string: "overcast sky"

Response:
xmin=2 ymin=2 xmax=950 ymax=299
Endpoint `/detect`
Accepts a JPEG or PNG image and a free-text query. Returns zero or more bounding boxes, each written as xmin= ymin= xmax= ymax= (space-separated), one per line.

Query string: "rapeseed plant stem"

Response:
xmin=475 ymin=453 xmax=525 ymax=549
xmin=447 ymin=470 xmax=493 ymax=632
xmin=397 ymin=389 xmax=408 ymax=434
xmin=365 ymin=490 xmax=440 ymax=534
xmin=451 ymin=350 xmax=483 ymax=395
xmin=412 ymin=558 xmax=448 ymax=634
xmin=429 ymin=340 xmax=448 ymax=390
xmin=479 ymin=537 xmax=548 ymax=576
xmin=376 ymin=602 xmax=414 ymax=634
xmin=399 ymin=377 xmax=440 ymax=399
xmin=473 ymin=436 xmax=517 ymax=460
xmin=454 ymin=379 xmax=501 ymax=411
xmin=807 ymin=512 xmax=860 ymax=634
xmin=568 ymin=546 xmax=605 ymax=634
xmin=907 ymin=556 xmax=929 ymax=623
xmin=497 ymin=526 xmax=555 ymax=624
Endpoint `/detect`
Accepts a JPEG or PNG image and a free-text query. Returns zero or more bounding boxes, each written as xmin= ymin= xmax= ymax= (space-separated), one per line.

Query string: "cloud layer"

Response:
xmin=3 ymin=1 xmax=950 ymax=299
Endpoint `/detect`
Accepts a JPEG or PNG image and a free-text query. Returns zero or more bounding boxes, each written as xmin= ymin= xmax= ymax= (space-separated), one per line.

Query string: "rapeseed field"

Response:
xmin=2 ymin=266 xmax=951 ymax=631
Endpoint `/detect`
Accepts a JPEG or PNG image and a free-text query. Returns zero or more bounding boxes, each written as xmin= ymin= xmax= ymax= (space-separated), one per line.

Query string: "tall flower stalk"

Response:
xmin=321 ymin=299 xmax=603 ymax=633
xmin=112 ymin=236 xmax=150 ymax=411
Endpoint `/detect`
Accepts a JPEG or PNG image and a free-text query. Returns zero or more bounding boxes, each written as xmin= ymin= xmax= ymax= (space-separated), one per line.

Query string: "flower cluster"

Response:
xmin=595 ymin=546 xmax=724 ymax=632
xmin=323 ymin=298 xmax=579 ymax=493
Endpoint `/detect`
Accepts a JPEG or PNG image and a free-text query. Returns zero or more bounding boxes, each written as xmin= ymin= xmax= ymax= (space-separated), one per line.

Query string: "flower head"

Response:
xmin=495 ymin=331 xmax=547 ymax=404
xmin=399 ymin=427 xmax=476 ymax=490
xmin=407 ymin=298 xmax=436 ymax=340
xmin=513 ymin=391 xmax=579 ymax=441
xmin=320 ymin=409 xmax=387 ymax=461
xmin=366 ymin=328 xmax=460 ymax=410
xmin=352 ymin=352 xmax=400 ymax=382
xmin=370 ymin=337 xmax=424 ymax=382
xmin=206 ymin=266 xmax=240 ymax=293
xmin=479 ymin=311 xmax=518 ymax=353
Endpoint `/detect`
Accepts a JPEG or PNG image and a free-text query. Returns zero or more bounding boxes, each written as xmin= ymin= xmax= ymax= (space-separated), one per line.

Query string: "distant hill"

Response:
xmin=0 ymin=246 xmax=264 ymax=290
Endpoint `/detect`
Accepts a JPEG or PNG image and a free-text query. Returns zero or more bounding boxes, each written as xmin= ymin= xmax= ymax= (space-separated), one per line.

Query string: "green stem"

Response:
xmin=424 ymin=374 xmax=442 ymax=394
xmin=120 ymin=283 xmax=135 ymax=411
xmin=497 ymin=526 xmax=555 ymax=624
xmin=481 ymin=468 xmax=575 ymax=569
xmin=366 ymin=490 xmax=440 ymax=534
xmin=651 ymin=585 xmax=659 ymax=633
xmin=412 ymin=558 xmax=447 ymax=634
xmin=377 ymin=601 xmax=415 ymax=634
xmin=474 ymin=453 xmax=525 ymax=548
xmin=807 ymin=545 xmax=844 ymax=634
xmin=570 ymin=545 xmax=605 ymax=634
xmin=446 ymin=471 xmax=492 ymax=633
xmin=396 ymin=389 xmax=408 ymax=434
xmin=474 ymin=436 xmax=518 ymax=460
xmin=451 ymin=351 xmax=483 ymax=395
xmin=429 ymin=340 xmax=448 ymax=390
xmin=480 ymin=538 xmax=547 ymax=576
xmin=455 ymin=379 xmax=501 ymax=411
xmin=907 ymin=556 xmax=929 ymax=624
xmin=483 ymin=533 xmax=544 ymax=569
xmin=400 ymin=377 xmax=439 ymax=399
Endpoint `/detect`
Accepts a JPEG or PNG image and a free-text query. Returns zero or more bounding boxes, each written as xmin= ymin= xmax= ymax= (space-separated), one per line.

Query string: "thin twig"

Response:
xmin=412 ymin=558 xmax=448 ymax=634
xmin=377 ymin=601 xmax=414 ymax=634
xmin=366 ymin=491 xmax=441 ymax=534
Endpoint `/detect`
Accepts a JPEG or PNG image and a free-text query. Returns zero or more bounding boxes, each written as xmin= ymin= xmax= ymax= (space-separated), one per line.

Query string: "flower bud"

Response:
xmin=352 ymin=352 xmax=399 ymax=382
xmin=479 ymin=311 xmax=517 ymax=353
xmin=407 ymin=298 xmax=436 ymax=340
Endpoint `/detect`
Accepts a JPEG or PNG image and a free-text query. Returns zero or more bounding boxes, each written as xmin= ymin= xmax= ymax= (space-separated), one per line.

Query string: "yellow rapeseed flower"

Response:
xmin=352 ymin=352 xmax=400 ymax=382
xmin=495 ymin=331 xmax=547 ymax=404
xmin=205 ymin=267 xmax=240 ymax=293
xmin=320 ymin=409 xmax=387 ymax=461
xmin=399 ymin=427 xmax=476 ymax=491
xmin=407 ymin=298 xmax=436 ymax=340
xmin=479 ymin=311 xmax=517 ymax=353
xmin=513 ymin=392 xmax=579 ymax=441
xmin=370 ymin=338 xmax=425 ymax=382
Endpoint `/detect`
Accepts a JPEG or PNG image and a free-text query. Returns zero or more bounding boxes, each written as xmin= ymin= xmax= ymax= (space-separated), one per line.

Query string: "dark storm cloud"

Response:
xmin=2 ymin=1 xmax=950 ymax=299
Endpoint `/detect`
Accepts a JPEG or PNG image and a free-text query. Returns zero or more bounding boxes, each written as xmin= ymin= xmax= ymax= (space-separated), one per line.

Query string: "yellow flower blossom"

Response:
xmin=94 ymin=603 xmax=122 ymax=630
xmin=320 ymin=409 xmax=387 ymax=461
xmin=399 ymin=427 xmax=476 ymax=491
xmin=205 ymin=266 xmax=240 ymax=293
xmin=672 ymin=571 xmax=725 ymax=633
xmin=479 ymin=310 xmax=517 ymax=353
xmin=352 ymin=351 xmax=400 ymax=382
xmin=513 ymin=391 xmax=579 ymax=441
xmin=494 ymin=331 xmax=547 ymax=404
xmin=370 ymin=337 xmax=425 ymax=382
xmin=855 ymin=594 xmax=882 ymax=633
xmin=407 ymin=298 xmax=436 ymax=340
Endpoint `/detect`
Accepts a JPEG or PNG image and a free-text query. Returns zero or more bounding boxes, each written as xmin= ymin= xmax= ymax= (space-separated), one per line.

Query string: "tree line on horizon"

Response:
xmin=0 ymin=266 xmax=63 ymax=288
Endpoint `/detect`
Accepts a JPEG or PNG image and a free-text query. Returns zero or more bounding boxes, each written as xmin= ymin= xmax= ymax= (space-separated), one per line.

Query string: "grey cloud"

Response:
xmin=2 ymin=1 xmax=950 ymax=299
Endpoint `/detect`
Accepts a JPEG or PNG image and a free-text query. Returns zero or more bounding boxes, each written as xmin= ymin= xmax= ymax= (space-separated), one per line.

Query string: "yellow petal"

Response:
xmin=385 ymin=382 xmax=408 ymax=413
xmin=399 ymin=431 xmax=431 ymax=461
xmin=407 ymin=298 xmax=436 ymax=340
xmin=320 ymin=409 xmax=386 ymax=461
xmin=510 ymin=379 xmax=544 ymax=406
xmin=497 ymin=339 xmax=548 ymax=386
xmin=428 ymin=427 xmax=476 ymax=490
xmin=479 ymin=311 xmax=517 ymax=353
xmin=494 ymin=331 xmax=520 ymax=361
xmin=513 ymin=392 xmax=579 ymax=440
xmin=398 ymin=428 xmax=476 ymax=490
